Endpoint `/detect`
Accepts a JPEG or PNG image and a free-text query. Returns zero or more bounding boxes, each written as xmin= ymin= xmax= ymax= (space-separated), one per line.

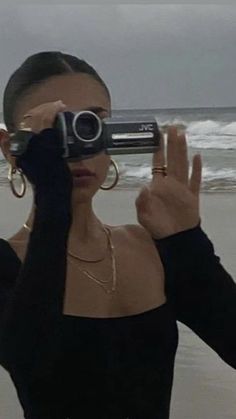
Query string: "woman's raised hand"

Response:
xmin=18 ymin=100 xmax=66 ymax=134
xmin=135 ymin=127 xmax=202 ymax=239
xmin=15 ymin=100 xmax=72 ymax=189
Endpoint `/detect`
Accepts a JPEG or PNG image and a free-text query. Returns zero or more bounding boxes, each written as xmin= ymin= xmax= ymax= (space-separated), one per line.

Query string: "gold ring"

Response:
xmin=19 ymin=121 xmax=26 ymax=129
xmin=19 ymin=120 xmax=33 ymax=132
xmin=152 ymin=165 xmax=167 ymax=176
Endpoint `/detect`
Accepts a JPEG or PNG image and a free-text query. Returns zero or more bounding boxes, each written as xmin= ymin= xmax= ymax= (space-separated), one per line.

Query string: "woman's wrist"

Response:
xmin=153 ymin=220 xmax=201 ymax=243
xmin=153 ymin=222 xmax=217 ymax=271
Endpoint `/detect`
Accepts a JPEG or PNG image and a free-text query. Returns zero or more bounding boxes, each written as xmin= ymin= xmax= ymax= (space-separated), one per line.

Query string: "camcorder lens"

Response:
xmin=75 ymin=113 xmax=99 ymax=141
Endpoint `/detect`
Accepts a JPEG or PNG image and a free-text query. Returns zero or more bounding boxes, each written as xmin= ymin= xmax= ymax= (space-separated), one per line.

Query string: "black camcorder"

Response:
xmin=10 ymin=111 xmax=161 ymax=161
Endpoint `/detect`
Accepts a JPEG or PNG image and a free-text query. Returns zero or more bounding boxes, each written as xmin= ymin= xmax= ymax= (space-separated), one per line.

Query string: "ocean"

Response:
xmin=1 ymin=106 xmax=236 ymax=192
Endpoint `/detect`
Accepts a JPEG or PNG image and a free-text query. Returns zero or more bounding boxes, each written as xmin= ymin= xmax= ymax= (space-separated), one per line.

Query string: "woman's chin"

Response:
xmin=71 ymin=184 xmax=97 ymax=204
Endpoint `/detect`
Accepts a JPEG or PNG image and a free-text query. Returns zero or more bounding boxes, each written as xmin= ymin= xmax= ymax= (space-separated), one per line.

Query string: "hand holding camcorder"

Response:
xmin=10 ymin=111 xmax=161 ymax=161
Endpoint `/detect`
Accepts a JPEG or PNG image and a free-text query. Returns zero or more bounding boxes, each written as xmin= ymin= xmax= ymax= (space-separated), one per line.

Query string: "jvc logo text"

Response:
xmin=139 ymin=124 xmax=154 ymax=131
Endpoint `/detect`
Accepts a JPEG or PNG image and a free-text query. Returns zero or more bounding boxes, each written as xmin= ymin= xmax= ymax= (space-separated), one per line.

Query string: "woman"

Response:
xmin=0 ymin=51 xmax=235 ymax=419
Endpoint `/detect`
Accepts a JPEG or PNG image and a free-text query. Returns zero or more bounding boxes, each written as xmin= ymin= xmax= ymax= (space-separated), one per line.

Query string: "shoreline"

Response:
xmin=1 ymin=186 xmax=236 ymax=272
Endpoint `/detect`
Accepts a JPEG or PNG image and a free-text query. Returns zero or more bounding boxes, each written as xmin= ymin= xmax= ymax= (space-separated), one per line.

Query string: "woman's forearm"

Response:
xmin=0 ymin=187 xmax=71 ymax=376
xmin=154 ymin=226 xmax=236 ymax=369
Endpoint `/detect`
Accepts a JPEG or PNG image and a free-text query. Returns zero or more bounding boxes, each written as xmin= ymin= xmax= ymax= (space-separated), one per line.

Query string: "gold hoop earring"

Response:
xmin=100 ymin=159 xmax=119 ymax=190
xmin=8 ymin=165 xmax=27 ymax=198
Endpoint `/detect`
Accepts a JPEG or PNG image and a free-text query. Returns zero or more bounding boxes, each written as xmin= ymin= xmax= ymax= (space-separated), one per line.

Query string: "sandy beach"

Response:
xmin=0 ymin=187 xmax=236 ymax=419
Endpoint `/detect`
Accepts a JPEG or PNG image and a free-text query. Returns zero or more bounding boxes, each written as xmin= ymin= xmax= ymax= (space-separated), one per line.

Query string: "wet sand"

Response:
xmin=0 ymin=187 xmax=236 ymax=419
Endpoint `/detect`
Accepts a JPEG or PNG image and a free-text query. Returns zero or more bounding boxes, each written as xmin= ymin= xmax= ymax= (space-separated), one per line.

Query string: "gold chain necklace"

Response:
xmin=66 ymin=223 xmax=110 ymax=263
xmin=23 ymin=223 xmax=117 ymax=295
xmin=68 ymin=227 xmax=117 ymax=295
xmin=24 ymin=223 xmax=108 ymax=263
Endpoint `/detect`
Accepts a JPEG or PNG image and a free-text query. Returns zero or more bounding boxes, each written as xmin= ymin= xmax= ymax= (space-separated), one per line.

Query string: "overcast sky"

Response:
xmin=0 ymin=4 xmax=236 ymax=110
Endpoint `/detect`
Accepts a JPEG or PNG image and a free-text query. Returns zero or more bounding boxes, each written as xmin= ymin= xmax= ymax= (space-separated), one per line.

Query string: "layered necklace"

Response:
xmin=23 ymin=222 xmax=117 ymax=296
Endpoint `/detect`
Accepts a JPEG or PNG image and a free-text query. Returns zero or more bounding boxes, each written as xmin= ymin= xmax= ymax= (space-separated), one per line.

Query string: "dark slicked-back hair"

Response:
xmin=3 ymin=51 xmax=110 ymax=132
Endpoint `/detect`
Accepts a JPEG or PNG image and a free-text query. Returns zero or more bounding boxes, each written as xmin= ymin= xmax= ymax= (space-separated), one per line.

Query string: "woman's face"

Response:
xmin=9 ymin=73 xmax=111 ymax=204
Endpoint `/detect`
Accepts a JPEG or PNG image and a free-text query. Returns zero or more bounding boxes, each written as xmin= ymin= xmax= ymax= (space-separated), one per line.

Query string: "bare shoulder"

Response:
xmin=105 ymin=223 xmax=156 ymax=247
xmin=105 ymin=224 xmax=163 ymax=273
xmin=7 ymin=231 xmax=28 ymax=263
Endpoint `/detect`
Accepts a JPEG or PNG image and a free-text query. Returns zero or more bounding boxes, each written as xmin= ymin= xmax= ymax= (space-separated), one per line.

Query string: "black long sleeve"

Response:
xmin=0 ymin=129 xmax=72 ymax=378
xmin=154 ymin=226 xmax=236 ymax=369
xmin=0 ymin=187 xmax=71 ymax=378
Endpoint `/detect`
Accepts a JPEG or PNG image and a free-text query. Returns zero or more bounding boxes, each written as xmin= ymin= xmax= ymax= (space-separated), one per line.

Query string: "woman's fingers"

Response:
xmin=167 ymin=126 xmax=189 ymax=184
xmin=189 ymin=154 xmax=202 ymax=196
xmin=152 ymin=133 xmax=166 ymax=181
xmin=176 ymin=133 xmax=189 ymax=185
xmin=167 ymin=126 xmax=178 ymax=178
xmin=20 ymin=100 xmax=66 ymax=133
xmin=135 ymin=185 xmax=151 ymax=216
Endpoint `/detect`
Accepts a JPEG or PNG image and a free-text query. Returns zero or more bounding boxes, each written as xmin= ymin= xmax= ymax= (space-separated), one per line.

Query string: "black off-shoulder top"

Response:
xmin=0 ymin=131 xmax=180 ymax=418
xmin=0 ymin=235 xmax=178 ymax=418
xmin=0 ymin=180 xmax=235 ymax=418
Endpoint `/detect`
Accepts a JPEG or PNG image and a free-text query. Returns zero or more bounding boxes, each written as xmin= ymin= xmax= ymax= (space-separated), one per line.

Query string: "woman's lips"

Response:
xmin=71 ymin=168 xmax=95 ymax=177
xmin=71 ymin=168 xmax=96 ymax=187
